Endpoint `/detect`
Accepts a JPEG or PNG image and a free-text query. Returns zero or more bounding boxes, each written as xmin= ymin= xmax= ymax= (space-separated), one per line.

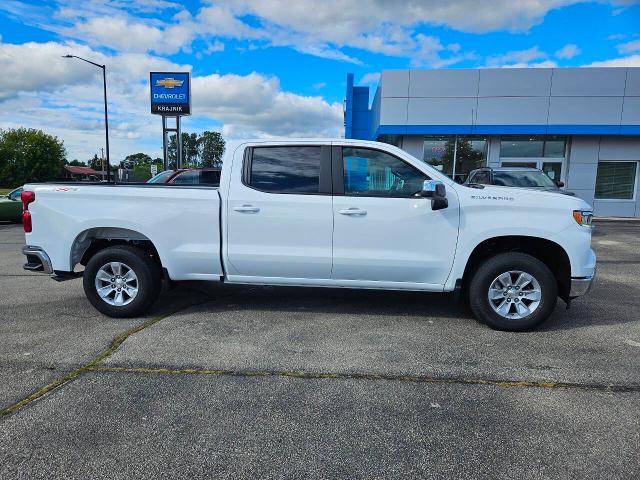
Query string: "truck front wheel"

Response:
xmin=469 ymin=252 xmax=558 ymax=331
xmin=83 ymin=245 xmax=161 ymax=318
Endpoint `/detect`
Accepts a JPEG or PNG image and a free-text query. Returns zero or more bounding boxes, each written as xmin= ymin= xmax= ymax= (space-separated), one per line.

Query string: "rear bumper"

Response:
xmin=569 ymin=272 xmax=595 ymax=298
xmin=22 ymin=245 xmax=53 ymax=274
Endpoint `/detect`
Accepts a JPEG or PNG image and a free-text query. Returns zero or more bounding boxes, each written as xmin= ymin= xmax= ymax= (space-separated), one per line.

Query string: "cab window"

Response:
xmin=342 ymin=147 xmax=428 ymax=198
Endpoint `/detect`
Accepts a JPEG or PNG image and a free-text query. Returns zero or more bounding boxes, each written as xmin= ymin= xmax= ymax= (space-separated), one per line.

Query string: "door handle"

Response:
xmin=233 ymin=205 xmax=260 ymax=213
xmin=338 ymin=208 xmax=367 ymax=216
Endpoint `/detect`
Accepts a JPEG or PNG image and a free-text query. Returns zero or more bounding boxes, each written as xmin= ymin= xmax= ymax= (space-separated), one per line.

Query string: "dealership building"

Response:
xmin=345 ymin=67 xmax=640 ymax=217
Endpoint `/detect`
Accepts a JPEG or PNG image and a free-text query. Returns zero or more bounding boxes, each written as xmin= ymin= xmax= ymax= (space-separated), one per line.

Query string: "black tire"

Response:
xmin=83 ymin=245 xmax=161 ymax=318
xmin=469 ymin=252 xmax=557 ymax=331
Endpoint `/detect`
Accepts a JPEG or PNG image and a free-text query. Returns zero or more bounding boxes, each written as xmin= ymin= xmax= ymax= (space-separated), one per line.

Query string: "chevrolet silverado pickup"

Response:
xmin=20 ymin=139 xmax=595 ymax=331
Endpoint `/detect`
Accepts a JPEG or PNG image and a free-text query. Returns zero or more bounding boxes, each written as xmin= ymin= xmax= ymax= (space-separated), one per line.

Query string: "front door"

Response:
xmin=331 ymin=146 xmax=459 ymax=287
xmin=226 ymin=144 xmax=333 ymax=280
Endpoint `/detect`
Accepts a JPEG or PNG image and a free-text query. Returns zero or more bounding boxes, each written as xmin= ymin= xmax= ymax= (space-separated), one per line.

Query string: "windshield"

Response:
xmin=493 ymin=171 xmax=557 ymax=188
xmin=8 ymin=187 xmax=23 ymax=200
xmin=147 ymin=170 xmax=175 ymax=183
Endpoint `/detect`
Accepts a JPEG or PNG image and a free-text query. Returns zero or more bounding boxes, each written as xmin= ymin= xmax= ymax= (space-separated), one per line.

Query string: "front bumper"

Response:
xmin=22 ymin=245 xmax=53 ymax=274
xmin=569 ymin=272 xmax=595 ymax=298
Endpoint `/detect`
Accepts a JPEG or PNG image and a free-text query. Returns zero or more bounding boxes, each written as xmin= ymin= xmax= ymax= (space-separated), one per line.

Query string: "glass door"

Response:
xmin=501 ymin=161 xmax=537 ymax=168
xmin=499 ymin=136 xmax=567 ymax=184
xmin=541 ymin=162 xmax=563 ymax=184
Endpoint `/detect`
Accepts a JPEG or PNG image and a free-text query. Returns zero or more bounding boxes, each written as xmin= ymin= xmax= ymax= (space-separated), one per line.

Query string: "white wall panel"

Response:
xmin=407 ymin=97 xmax=476 ymax=125
xmin=621 ymin=97 xmax=640 ymax=125
xmin=599 ymin=137 xmax=640 ymax=160
xmin=551 ymin=68 xmax=627 ymax=96
xmin=476 ymin=97 xmax=549 ymax=125
xmin=548 ymin=97 xmax=623 ymax=125
xmin=409 ymin=69 xmax=479 ymax=97
xmin=380 ymin=70 xmax=409 ymax=97
xmin=479 ymin=69 xmax=552 ymax=97
xmin=624 ymin=68 xmax=640 ymax=96
xmin=379 ymin=98 xmax=408 ymax=124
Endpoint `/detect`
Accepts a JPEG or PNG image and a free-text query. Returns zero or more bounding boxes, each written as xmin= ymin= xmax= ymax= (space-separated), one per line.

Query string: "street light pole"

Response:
xmin=62 ymin=55 xmax=111 ymax=182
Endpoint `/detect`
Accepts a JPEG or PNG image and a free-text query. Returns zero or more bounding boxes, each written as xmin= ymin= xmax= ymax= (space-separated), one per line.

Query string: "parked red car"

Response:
xmin=147 ymin=168 xmax=221 ymax=185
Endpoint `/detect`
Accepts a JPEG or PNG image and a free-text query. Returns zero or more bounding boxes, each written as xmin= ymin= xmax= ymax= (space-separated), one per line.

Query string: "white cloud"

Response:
xmin=587 ymin=55 xmax=640 ymax=67
xmin=410 ymin=34 xmax=474 ymax=67
xmin=617 ymin=40 xmax=640 ymax=54
xmin=555 ymin=43 xmax=581 ymax=59
xmin=65 ymin=14 xmax=198 ymax=55
xmin=359 ymin=73 xmax=381 ymax=86
xmin=500 ymin=60 xmax=558 ymax=68
xmin=225 ymin=0 xmax=584 ymax=35
xmin=0 ymin=39 xmax=343 ymax=161
xmin=486 ymin=46 xmax=548 ymax=67
xmin=0 ymin=41 xmax=100 ymax=100
xmin=3 ymin=0 xmax=638 ymax=68
xmin=192 ymin=72 xmax=343 ymax=138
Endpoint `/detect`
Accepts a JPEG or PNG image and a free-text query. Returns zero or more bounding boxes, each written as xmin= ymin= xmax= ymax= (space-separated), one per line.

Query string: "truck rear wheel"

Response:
xmin=469 ymin=252 xmax=557 ymax=331
xmin=83 ymin=245 xmax=161 ymax=318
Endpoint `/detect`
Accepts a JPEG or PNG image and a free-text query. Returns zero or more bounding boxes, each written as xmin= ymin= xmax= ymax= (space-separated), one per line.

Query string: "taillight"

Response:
xmin=23 ymin=211 xmax=32 ymax=232
xmin=21 ymin=191 xmax=35 ymax=233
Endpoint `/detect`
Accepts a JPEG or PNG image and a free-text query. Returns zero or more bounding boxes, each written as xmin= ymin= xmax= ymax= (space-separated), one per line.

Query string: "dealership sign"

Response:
xmin=150 ymin=72 xmax=191 ymax=115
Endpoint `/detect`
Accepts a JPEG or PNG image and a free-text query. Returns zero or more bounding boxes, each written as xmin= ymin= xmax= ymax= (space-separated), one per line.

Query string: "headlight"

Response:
xmin=573 ymin=210 xmax=593 ymax=227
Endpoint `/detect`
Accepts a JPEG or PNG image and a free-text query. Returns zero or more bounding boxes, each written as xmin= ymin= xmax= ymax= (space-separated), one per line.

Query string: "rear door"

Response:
xmin=225 ymin=144 xmax=333 ymax=280
xmin=331 ymin=145 xmax=459 ymax=287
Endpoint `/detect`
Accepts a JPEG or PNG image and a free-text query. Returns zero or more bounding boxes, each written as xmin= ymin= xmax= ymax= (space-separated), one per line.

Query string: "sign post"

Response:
xmin=150 ymin=72 xmax=191 ymax=170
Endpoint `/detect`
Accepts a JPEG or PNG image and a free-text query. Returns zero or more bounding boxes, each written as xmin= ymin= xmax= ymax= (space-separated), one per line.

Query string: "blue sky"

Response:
xmin=0 ymin=0 xmax=639 ymax=162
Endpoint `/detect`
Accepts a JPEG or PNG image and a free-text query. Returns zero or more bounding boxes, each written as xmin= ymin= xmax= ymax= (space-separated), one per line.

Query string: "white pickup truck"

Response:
xmin=20 ymin=139 xmax=595 ymax=331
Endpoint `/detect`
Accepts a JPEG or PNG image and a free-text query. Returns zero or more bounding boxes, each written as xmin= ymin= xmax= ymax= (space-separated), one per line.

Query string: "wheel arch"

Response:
xmin=70 ymin=227 xmax=162 ymax=271
xmin=461 ymin=235 xmax=572 ymax=302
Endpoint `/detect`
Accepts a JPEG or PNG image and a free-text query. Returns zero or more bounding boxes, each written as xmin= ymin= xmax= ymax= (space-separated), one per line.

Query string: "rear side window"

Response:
xmin=248 ymin=146 xmax=321 ymax=194
xmin=172 ymin=171 xmax=199 ymax=184
xmin=201 ymin=170 xmax=221 ymax=185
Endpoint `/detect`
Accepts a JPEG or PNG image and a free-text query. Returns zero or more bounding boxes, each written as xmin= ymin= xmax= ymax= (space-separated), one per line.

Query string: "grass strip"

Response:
xmin=84 ymin=365 xmax=640 ymax=393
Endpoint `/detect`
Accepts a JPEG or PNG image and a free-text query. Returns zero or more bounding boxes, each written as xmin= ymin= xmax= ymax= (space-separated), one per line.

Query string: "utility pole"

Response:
xmin=101 ymin=147 xmax=105 ymax=181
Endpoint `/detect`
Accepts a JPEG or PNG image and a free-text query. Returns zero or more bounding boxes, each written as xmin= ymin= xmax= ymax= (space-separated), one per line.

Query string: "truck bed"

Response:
xmin=23 ymin=183 xmax=223 ymax=280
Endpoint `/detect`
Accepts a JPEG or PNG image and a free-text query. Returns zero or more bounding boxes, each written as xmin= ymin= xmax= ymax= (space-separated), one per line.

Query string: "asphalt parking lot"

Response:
xmin=1 ymin=221 xmax=639 ymax=479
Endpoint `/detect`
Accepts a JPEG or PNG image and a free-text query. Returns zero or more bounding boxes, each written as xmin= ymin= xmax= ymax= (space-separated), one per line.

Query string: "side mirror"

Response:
xmin=421 ymin=180 xmax=448 ymax=210
xmin=556 ymin=180 xmax=565 ymax=188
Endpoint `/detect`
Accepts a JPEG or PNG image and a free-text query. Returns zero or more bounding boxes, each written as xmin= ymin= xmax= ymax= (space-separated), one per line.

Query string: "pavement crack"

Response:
xmin=82 ymin=366 xmax=640 ymax=393
xmin=0 ymin=295 xmax=216 ymax=418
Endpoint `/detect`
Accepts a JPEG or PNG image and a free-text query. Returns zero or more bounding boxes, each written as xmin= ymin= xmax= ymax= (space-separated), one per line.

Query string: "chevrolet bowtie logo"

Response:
xmin=155 ymin=77 xmax=184 ymax=88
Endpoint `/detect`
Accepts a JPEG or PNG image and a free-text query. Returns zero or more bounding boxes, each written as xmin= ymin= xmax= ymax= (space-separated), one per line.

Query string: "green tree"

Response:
xmin=183 ymin=133 xmax=199 ymax=166
xmin=166 ymin=131 xmax=225 ymax=168
xmin=88 ymin=154 xmax=103 ymax=171
xmin=125 ymin=152 xmax=152 ymax=165
xmin=133 ymin=161 xmax=163 ymax=181
xmin=199 ymin=131 xmax=225 ymax=168
xmin=0 ymin=128 xmax=66 ymax=187
xmin=66 ymin=159 xmax=87 ymax=167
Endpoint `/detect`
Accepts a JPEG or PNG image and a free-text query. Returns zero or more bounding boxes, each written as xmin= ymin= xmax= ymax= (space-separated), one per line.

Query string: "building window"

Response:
xmin=378 ymin=134 xmax=403 ymax=148
xmin=595 ymin=161 xmax=637 ymax=200
xmin=423 ymin=136 xmax=487 ymax=183
xmin=500 ymin=136 xmax=566 ymax=158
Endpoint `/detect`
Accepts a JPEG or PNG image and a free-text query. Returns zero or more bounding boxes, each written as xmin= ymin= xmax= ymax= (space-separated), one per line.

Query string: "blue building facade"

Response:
xmin=345 ymin=69 xmax=640 ymax=217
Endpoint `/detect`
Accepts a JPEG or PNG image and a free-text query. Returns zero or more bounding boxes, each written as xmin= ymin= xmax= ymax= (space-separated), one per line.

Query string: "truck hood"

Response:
xmin=454 ymin=183 xmax=591 ymax=212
